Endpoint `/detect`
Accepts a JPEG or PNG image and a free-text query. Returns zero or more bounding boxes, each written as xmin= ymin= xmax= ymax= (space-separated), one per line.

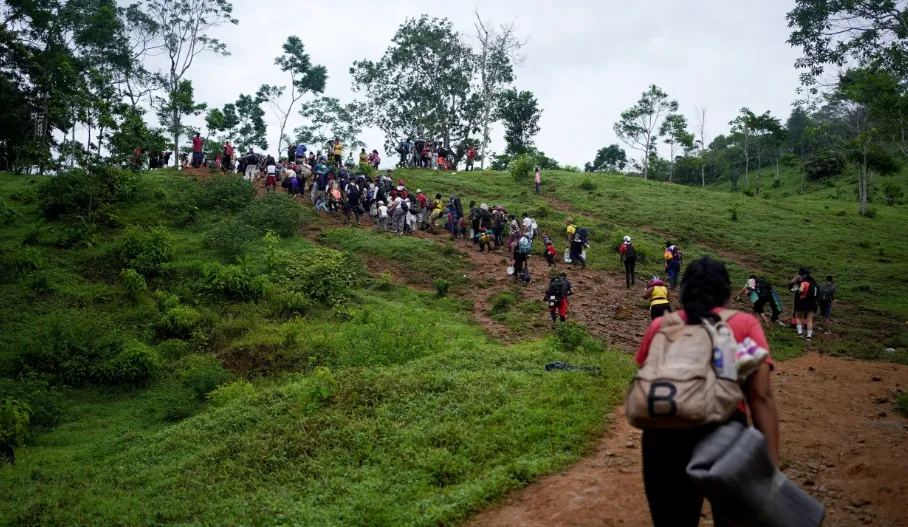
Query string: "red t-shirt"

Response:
xmin=635 ymin=308 xmax=773 ymax=413
xmin=467 ymin=149 xmax=475 ymax=159
xmin=192 ymin=137 xmax=203 ymax=152
xmin=417 ymin=195 xmax=427 ymax=207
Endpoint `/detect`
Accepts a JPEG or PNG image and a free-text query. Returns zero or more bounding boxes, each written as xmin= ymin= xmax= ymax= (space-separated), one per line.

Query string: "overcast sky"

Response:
xmin=160 ymin=0 xmax=803 ymax=168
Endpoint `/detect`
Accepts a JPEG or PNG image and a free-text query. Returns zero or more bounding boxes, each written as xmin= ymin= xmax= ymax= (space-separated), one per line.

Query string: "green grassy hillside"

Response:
xmin=0 ymin=165 xmax=905 ymax=525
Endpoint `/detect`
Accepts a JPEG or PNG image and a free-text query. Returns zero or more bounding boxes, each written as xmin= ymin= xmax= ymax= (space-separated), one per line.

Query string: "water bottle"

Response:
xmin=713 ymin=346 xmax=724 ymax=371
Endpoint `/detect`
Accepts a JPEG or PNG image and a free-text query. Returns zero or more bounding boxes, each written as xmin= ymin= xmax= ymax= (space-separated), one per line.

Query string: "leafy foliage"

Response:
xmin=38 ymin=167 xmax=138 ymax=221
xmin=498 ymin=89 xmax=542 ymax=156
xmin=120 ymin=268 xmax=148 ymax=300
xmin=434 ymin=278 xmax=450 ymax=298
xmin=282 ymin=249 xmax=363 ymax=305
xmin=0 ymin=375 xmax=62 ymax=432
xmin=116 ymin=226 xmax=175 ymax=276
xmin=177 ymin=355 xmax=232 ymax=398
xmin=613 ymin=85 xmax=678 ymax=179
xmin=508 ymin=153 xmax=537 ymax=183
xmin=195 ymin=175 xmax=256 ymax=212
xmin=802 ymin=150 xmax=845 ymax=181
xmin=0 ymin=399 xmax=31 ymax=452
xmin=237 ymin=193 xmax=306 ymax=238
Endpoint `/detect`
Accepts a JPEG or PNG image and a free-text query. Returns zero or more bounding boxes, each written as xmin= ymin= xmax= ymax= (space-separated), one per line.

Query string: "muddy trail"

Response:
xmin=251 ymin=173 xmax=908 ymax=526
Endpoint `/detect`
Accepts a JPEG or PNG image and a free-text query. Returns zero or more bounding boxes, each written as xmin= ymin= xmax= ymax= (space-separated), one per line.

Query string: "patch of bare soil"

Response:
xmin=469 ymin=355 xmax=908 ymax=527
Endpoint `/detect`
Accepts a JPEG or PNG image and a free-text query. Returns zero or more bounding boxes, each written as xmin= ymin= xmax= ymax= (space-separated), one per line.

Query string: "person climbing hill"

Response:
xmin=643 ymin=277 xmax=672 ymax=320
xmin=793 ymin=266 xmax=819 ymax=341
xmin=620 ymin=236 xmax=637 ymax=288
xmin=545 ymin=272 xmax=573 ymax=325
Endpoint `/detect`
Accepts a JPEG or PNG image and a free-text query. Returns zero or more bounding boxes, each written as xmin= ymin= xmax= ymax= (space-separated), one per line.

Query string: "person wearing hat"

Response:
xmin=415 ymin=190 xmax=427 ymax=230
xmin=620 ymin=235 xmax=638 ymax=288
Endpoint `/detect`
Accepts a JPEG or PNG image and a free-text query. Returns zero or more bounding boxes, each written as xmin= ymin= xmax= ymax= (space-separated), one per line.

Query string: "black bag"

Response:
xmin=547 ymin=277 xmax=569 ymax=302
xmin=756 ymin=278 xmax=772 ymax=298
xmin=625 ymin=244 xmax=637 ymax=261
xmin=577 ymin=227 xmax=589 ymax=244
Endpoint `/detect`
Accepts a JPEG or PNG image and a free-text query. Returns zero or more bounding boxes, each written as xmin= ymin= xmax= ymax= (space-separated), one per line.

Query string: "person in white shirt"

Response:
xmin=377 ymin=201 xmax=389 ymax=232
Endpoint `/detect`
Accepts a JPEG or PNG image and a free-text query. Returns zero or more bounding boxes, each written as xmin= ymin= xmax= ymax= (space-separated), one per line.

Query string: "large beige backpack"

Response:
xmin=626 ymin=309 xmax=744 ymax=429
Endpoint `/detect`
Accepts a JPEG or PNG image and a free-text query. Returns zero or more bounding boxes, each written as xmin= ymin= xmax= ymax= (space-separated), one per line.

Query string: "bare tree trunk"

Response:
xmin=701 ymin=162 xmax=705 ymax=187
xmin=859 ymin=150 xmax=868 ymax=215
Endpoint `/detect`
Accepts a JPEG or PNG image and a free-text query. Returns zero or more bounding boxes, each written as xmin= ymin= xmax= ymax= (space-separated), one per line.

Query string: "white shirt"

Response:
xmin=266 ymin=165 xmax=276 ymax=175
xmin=378 ymin=205 xmax=389 ymax=218
xmin=523 ymin=217 xmax=534 ymax=238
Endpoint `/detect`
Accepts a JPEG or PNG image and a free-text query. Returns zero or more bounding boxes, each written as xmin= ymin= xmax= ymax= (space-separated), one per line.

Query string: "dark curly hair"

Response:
xmin=680 ymin=256 xmax=731 ymax=324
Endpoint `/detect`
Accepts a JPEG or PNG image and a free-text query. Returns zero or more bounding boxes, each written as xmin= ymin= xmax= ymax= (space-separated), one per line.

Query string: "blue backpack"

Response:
xmin=518 ymin=237 xmax=532 ymax=255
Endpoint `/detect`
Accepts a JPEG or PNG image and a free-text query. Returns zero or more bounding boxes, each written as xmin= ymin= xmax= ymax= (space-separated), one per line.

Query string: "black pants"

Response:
xmin=624 ymin=258 xmax=636 ymax=287
xmin=570 ymin=241 xmax=586 ymax=268
xmin=650 ymin=303 xmax=671 ymax=320
xmin=642 ymin=411 xmax=747 ymax=527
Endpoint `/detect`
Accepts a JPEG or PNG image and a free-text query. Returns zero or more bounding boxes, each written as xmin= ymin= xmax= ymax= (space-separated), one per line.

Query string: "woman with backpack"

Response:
xmin=793 ymin=267 xmax=818 ymax=342
xmin=643 ymin=278 xmax=672 ymax=320
xmin=620 ymin=236 xmax=637 ymax=288
xmin=544 ymin=272 xmax=573 ymax=325
xmin=634 ymin=257 xmax=780 ymax=527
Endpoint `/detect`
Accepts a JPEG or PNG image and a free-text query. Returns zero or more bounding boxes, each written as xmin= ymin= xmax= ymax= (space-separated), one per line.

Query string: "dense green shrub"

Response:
xmin=508 ymin=154 xmax=536 ymax=183
xmin=120 ymin=268 xmax=148 ymax=300
xmin=0 ymin=399 xmax=31 ymax=460
xmin=882 ymin=182 xmax=904 ymax=205
xmin=265 ymin=287 xmax=311 ymax=316
xmin=202 ymin=262 xmax=265 ymax=300
xmin=159 ymin=305 xmax=203 ymax=338
xmin=156 ymin=339 xmax=190 ymax=361
xmin=238 ymin=192 xmax=306 ymax=237
xmin=37 ymin=166 xmax=138 ymax=221
xmin=144 ymin=382 xmax=199 ymax=422
xmin=578 ymin=179 xmax=596 ymax=191
xmin=0 ymin=199 xmax=20 ymax=225
xmin=780 ymin=153 xmax=799 ymax=167
xmin=56 ymin=220 xmax=99 ymax=248
xmin=203 ymin=220 xmax=259 ymax=257
xmin=117 ymin=226 xmax=174 ymax=276
xmin=489 ymin=291 xmax=517 ymax=315
xmin=555 ymin=321 xmax=602 ymax=352
xmin=195 ymin=175 xmax=255 ymax=212
xmin=95 ymin=342 xmax=161 ymax=386
xmin=0 ymin=375 xmax=63 ymax=431
xmin=207 ymin=380 xmax=256 ymax=407
xmin=434 ymin=278 xmax=450 ymax=298
xmin=176 ymin=355 xmax=232 ymax=398
xmin=283 ymin=249 xmax=363 ymax=305
xmin=803 ymin=150 xmax=845 ymax=181
xmin=896 ymin=392 xmax=908 ymax=417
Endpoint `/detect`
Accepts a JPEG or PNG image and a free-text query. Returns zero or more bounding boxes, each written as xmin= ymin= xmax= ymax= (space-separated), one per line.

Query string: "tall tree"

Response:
xmin=231 ymin=94 xmax=267 ymax=153
xmin=585 ymin=144 xmax=627 ymax=172
xmin=785 ymin=106 xmax=811 ymax=156
xmin=498 ymin=89 xmax=541 ymax=156
xmin=143 ymin=0 xmax=237 ymax=159
xmin=729 ymin=107 xmax=756 ymax=187
xmin=694 ymin=106 xmax=708 ymax=187
xmin=659 ymin=113 xmax=695 ymax=182
xmin=787 ymin=0 xmax=908 ymax=89
xmin=155 ymin=79 xmax=206 ymax=153
xmin=293 ymin=97 xmax=366 ymax=153
xmin=613 ymin=85 xmax=678 ymax=180
xmin=351 ymin=16 xmax=479 ymax=154
xmin=257 ymin=36 xmax=327 ymax=157
xmin=473 ymin=10 xmax=525 ymax=169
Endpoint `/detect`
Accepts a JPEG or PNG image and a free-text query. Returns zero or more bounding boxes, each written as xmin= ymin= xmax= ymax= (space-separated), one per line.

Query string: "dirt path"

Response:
xmin=266 ymin=179 xmax=908 ymax=526
xmin=470 ymin=354 xmax=908 ymax=527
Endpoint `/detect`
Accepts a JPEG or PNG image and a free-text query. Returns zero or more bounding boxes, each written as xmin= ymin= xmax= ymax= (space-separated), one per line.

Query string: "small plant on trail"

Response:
xmin=578 ymin=179 xmax=596 ymax=192
xmin=729 ymin=204 xmax=739 ymax=222
xmin=895 ymin=392 xmax=908 ymax=417
xmin=207 ymin=381 xmax=256 ymax=407
xmin=117 ymin=226 xmax=174 ymax=276
xmin=177 ymin=355 xmax=232 ymax=398
xmin=434 ymin=278 xmax=450 ymax=298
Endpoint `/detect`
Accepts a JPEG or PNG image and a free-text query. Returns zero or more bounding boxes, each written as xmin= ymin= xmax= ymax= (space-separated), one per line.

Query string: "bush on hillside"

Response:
xmin=195 ymin=175 xmax=256 ymax=212
xmin=803 ymin=150 xmax=845 ymax=181
xmin=508 ymin=154 xmax=536 ymax=183
xmin=37 ymin=166 xmax=138 ymax=221
xmin=578 ymin=179 xmax=596 ymax=191
xmin=434 ymin=278 xmax=450 ymax=298
xmin=207 ymin=380 xmax=256 ymax=407
xmin=158 ymin=305 xmax=204 ymax=338
xmin=117 ymin=226 xmax=174 ymax=276
xmin=202 ymin=261 xmax=265 ymax=300
xmin=882 ymin=182 xmax=904 ymax=205
xmin=95 ymin=342 xmax=161 ymax=386
xmin=120 ymin=268 xmax=148 ymax=300
xmin=176 ymin=355 xmax=232 ymax=398
xmin=203 ymin=219 xmax=259 ymax=257
xmin=283 ymin=249 xmax=363 ymax=305
xmin=0 ymin=399 xmax=31 ymax=456
xmin=238 ymin=192 xmax=305 ymax=237
xmin=0 ymin=374 xmax=63 ymax=432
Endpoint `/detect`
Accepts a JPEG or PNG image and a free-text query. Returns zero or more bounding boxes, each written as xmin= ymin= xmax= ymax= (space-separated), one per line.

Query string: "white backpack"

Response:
xmin=626 ymin=310 xmax=744 ymax=429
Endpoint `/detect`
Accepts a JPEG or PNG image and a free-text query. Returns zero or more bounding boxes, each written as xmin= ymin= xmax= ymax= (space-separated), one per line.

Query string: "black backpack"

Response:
xmin=547 ymin=277 xmax=569 ymax=301
xmin=624 ymin=244 xmax=637 ymax=261
xmin=804 ymin=279 xmax=819 ymax=301
xmin=577 ymin=227 xmax=589 ymax=244
xmin=816 ymin=284 xmax=832 ymax=302
xmin=756 ymin=278 xmax=772 ymax=298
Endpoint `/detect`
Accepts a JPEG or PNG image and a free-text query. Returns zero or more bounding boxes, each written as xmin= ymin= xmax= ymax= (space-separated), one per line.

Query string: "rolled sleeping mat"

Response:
xmin=686 ymin=421 xmax=825 ymax=527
